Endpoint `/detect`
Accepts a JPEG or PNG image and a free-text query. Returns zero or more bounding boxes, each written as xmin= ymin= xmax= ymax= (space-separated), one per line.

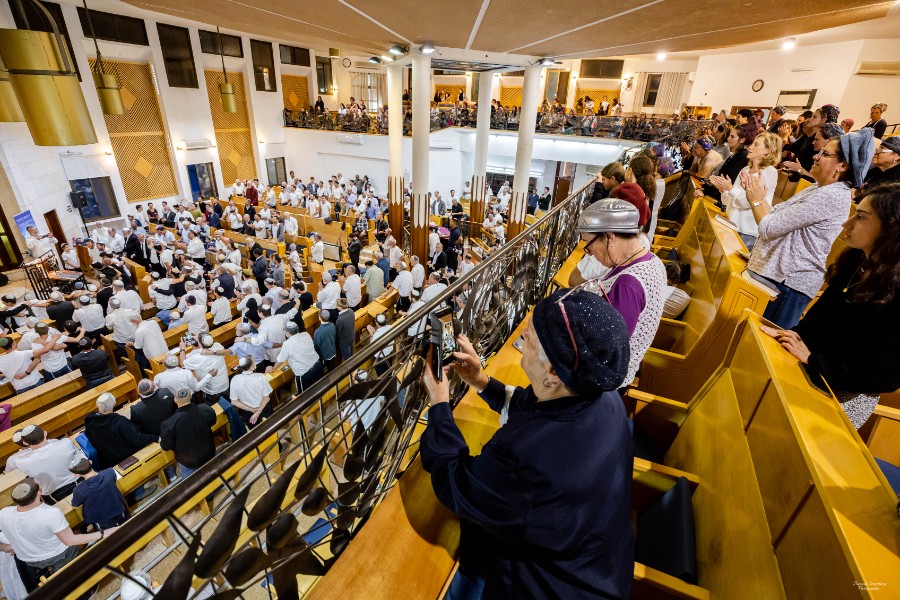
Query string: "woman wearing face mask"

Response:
xmin=761 ymin=182 xmax=900 ymax=428
xmin=575 ymin=199 xmax=666 ymax=387
xmin=744 ymin=129 xmax=875 ymax=328
xmin=718 ymin=132 xmax=783 ymax=250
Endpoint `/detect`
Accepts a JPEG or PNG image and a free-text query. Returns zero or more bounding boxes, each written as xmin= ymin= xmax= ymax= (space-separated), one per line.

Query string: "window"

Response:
xmin=265 ymin=158 xmax=287 ymax=186
xmin=280 ymin=44 xmax=310 ymax=67
xmin=77 ymin=7 xmax=148 ymax=45
xmin=579 ymin=59 xmax=624 ymax=79
xmin=187 ymin=163 xmax=218 ymax=199
xmin=250 ymin=39 xmax=276 ymax=92
xmin=11 ymin=1 xmax=80 ymax=80
xmin=316 ymin=56 xmax=334 ymax=95
xmin=351 ymin=72 xmax=385 ymax=112
xmin=156 ymin=24 xmax=198 ymax=88
xmin=643 ymin=74 xmax=662 ymax=107
xmin=199 ymin=30 xmax=243 ymax=58
xmin=70 ymin=177 xmax=120 ymax=223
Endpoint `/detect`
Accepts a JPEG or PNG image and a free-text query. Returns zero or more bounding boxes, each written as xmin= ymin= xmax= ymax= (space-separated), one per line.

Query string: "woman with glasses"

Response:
xmin=782 ymin=121 xmax=844 ymax=182
xmin=761 ymin=182 xmax=900 ymax=428
xmin=575 ymin=199 xmax=666 ymax=387
xmin=864 ymin=136 xmax=900 ymax=188
xmin=421 ymin=290 xmax=634 ymax=600
xmin=744 ymin=129 xmax=875 ymax=328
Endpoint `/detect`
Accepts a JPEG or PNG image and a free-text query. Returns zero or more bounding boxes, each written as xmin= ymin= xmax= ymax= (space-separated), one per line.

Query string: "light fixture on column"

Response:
xmin=419 ymin=43 xmax=435 ymax=55
xmin=536 ymin=57 xmax=556 ymax=66
xmin=368 ymin=56 xmax=382 ymax=64
xmin=781 ymin=37 xmax=797 ymax=50
xmin=388 ymin=44 xmax=408 ymax=56
xmin=0 ymin=55 xmax=24 ymax=122
xmin=216 ymin=27 xmax=236 ymax=113
xmin=83 ymin=0 xmax=124 ymax=115
xmin=0 ymin=0 xmax=97 ymax=145
xmin=656 ymin=51 xmax=667 ymax=60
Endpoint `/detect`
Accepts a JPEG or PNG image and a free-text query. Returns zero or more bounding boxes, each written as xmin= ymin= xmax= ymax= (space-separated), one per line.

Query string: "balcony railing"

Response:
xmin=34 ymin=177 xmax=598 ymax=600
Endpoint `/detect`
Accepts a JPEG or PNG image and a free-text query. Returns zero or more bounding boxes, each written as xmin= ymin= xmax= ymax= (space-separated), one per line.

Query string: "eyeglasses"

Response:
xmin=554 ymin=278 xmax=610 ymax=373
xmin=817 ymin=150 xmax=839 ymax=159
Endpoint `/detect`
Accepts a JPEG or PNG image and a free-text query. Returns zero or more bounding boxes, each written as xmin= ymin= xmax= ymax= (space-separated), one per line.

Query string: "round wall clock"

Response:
xmin=342 ymin=58 xmax=351 ymax=68
xmin=752 ymin=79 xmax=764 ymax=92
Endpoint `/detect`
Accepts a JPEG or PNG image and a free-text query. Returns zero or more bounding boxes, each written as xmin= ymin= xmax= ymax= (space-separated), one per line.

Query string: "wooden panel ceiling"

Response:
xmin=123 ymin=0 xmax=893 ymax=58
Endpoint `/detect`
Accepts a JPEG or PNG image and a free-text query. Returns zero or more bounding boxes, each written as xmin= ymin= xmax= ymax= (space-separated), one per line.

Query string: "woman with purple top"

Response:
xmin=576 ymin=199 xmax=667 ymax=387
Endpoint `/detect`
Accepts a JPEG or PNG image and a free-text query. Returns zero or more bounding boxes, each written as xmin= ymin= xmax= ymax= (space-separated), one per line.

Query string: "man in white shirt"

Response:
xmin=0 ymin=332 xmax=56 ymax=392
xmin=389 ymin=261 xmax=414 ymax=312
xmin=105 ymin=299 xmax=140 ymax=354
xmin=386 ymin=238 xmax=402 ymax=279
xmin=131 ymin=315 xmax=167 ymax=371
xmin=154 ymin=353 xmax=212 ymax=397
xmin=30 ymin=323 xmax=72 ymax=380
xmin=61 ymin=243 xmax=79 ymax=271
xmin=228 ymin=208 xmax=243 ymax=230
xmin=310 ymin=233 xmax=324 ymax=264
xmin=428 ymin=226 xmax=439 ymax=257
xmin=367 ymin=313 xmax=393 ymax=376
xmin=209 ymin=287 xmax=232 ymax=326
xmin=181 ymin=296 xmax=209 ymax=337
xmin=72 ymin=295 xmax=107 ymax=338
xmin=252 ymin=305 xmax=286 ymax=363
xmin=148 ymin=272 xmax=177 ymax=324
xmin=320 ymin=199 xmax=333 ymax=220
xmin=420 ymin=272 xmax=448 ymax=305
xmin=284 ymin=214 xmax=299 ymax=236
xmin=112 ymin=280 xmax=142 ymax=313
xmin=308 ymin=197 xmax=321 ymax=219
xmin=24 ymin=225 xmax=58 ymax=262
xmin=342 ymin=265 xmax=362 ymax=309
xmin=271 ymin=322 xmax=322 ymax=393
xmin=178 ymin=281 xmax=207 ymax=314
xmin=107 ymin=228 xmax=125 ymax=253
xmin=6 ymin=425 xmax=82 ymax=500
xmin=410 ymin=255 xmax=426 ymax=291
xmin=264 ymin=278 xmax=284 ymax=311
xmin=183 ymin=333 xmax=231 ymax=403
xmin=229 ymin=357 xmax=272 ymax=427
xmin=316 ymin=274 xmax=341 ymax=320
xmin=186 ymin=230 xmax=206 ymax=264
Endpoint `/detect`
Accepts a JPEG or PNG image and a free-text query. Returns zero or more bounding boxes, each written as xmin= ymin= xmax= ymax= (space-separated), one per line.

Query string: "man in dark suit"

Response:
xmin=130 ymin=379 xmax=177 ymax=437
xmin=124 ymin=230 xmax=149 ymax=266
xmin=429 ymin=242 xmax=447 ymax=272
xmin=161 ymin=201 xmax=178 ymax=228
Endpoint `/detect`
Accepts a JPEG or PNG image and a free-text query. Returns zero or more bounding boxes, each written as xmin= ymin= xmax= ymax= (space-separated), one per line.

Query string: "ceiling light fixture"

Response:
xmin=537 ymin=57 xmax=556 ymax=66
xmin=83 ymin=0 xmax=124 ymax=115
xmin=656 ymin=52 xmax=667 ymax=60
xmin=388 ymin=44 xmax=408 ymax=55
xmin=368 ymin=57 xmax=382 ymax=64
xmin=381 ymin=55 xmax=393 ymax=62
xmin=782 ymin=38 xmax=797 ymax=50
xmin=420 ymin=43 xmax=435 ymax=54
xmin=216 ymin=27 xmax=236 ymax=113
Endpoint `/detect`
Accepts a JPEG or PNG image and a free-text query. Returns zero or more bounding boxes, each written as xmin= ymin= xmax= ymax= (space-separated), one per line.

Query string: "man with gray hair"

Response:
xmin=84 ymin=392 xmax=157 ymax=474
xmin=183 ymin=333 xmax=231 ymax=404
xmin=231 ymin=323 xmax=270 ymax=366
xmin=130 ymin=379 xmax=176 ymax=437
xmin=111 ymin=280 xmax=142 ymax=312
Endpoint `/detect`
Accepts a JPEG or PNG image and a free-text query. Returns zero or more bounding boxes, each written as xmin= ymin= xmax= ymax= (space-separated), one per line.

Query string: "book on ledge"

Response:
xmin=116 ymin=455 xmax=139 ymax=472
xmin=713 ymin=214 xmax=738 ymax=231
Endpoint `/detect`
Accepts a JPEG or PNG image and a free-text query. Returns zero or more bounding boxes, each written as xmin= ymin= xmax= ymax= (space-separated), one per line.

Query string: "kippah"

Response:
xmin=238 ymin=323 xmax=250 ymax=333
xmin=74 ymin=281 xmax=84 ymax=290
xmin=70 ymin=457 xmax=91 ymax=471
xmin=25 ymin=317 xmax=38 ymax=327
xmin=239 ymin=356 xmax=253 ymax=370
xmin=151 ymin=272 xmax=160 ymax=280
xmin=163 ymin=355 xmax=179 ymax=368
xmin=49 ymin=291 xmax=62 ymax=301
xmin=78 ymin=338 xmax=92 ymax=348
xmin=11 ymin=480 xmax=38 ymax=502
xmin=22 ymin=424 xmax=36 ymax=436
xmin=375 ymin=314 xmax=386 ymax=325
xmin=0 ymin=337 xmax=11 ymax=348
xmin=88 ymin=284 xmax=98 ymax=292
xmin=176 ymin=388 xmax=191 ymax=401
xmin=113 ymin=280 xmax=124 ymax=286
xmin=279 ymin=289 xmax=290 ymax=298
xmin=34 ymin=323 xmax=48 ymax=334
xmin=265 ymin=277 xmax=275 ymax=284
xmin=411 ymin=289 xmax=420 ymax=298
xmin=109 ymin=298 xmax=121 ymax=308
xmin=12 ymin=430 xmax=22 ymax=444
xmin=217 ymin=287 xmax=225 ymax=294
xmin=80 ymin=295 xmax=91 ymax=304
xmin=138 ymin=379 xmax=154 ymax=397
xmin=284 ymin=322 xmax=299 ymax=335
xmin=200 ymin=333 xmax=214 ymax=348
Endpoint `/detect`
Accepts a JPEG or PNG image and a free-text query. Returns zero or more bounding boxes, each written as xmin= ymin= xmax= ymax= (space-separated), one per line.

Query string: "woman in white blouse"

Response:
xmin=716 ymin=132 xmax=782 ymax=249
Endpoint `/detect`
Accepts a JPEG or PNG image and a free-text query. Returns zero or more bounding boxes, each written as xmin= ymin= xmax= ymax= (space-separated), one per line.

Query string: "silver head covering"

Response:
xmin=576 ymin=199 xmax=641 ymax=235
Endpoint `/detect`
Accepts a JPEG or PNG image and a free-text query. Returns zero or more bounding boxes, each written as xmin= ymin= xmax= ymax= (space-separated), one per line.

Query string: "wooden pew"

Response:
xmin=123 ymin=258 xmax=152 ymax=303
xmin=5 ymin=369 xmax=86 ymax=425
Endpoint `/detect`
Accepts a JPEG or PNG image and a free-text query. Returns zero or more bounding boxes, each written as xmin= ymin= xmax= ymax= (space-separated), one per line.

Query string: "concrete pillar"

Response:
xmin=470 ymin=71 xmax=493 ymax=237
xmin=387 ymin=64 xmax=404 ymax=246
xmin=410 ymin=54 xmax=431 ymax=265
xmin=508 ymin=65 xmax=542 ymax=240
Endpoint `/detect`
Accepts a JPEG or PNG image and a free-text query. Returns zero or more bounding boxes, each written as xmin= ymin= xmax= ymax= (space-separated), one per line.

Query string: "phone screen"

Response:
xmin=440 ymin=315 xmax=457 ymax=357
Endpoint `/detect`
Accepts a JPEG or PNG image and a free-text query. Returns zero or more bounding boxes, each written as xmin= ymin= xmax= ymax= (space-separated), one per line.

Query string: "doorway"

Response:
xmin=42 ymin=210 xmax=66 ymax=256
xmin=543 ymin=70 xmax=570 ymax=106
xmin=553 ymin=161 xmax=576 ymax=206
xmin=187 ymin=163 xmax=218 ymax=200
xmin=0 ymin=204 xmax=22 ymax=271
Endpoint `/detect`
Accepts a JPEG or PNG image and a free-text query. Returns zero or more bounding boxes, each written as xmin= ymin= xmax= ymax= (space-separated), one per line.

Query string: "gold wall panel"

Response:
xmin=499 ymin=86 xmax=522 ymax=107
xmin=281 ymin=74 xmax=310 ymax=110
xmin=433 ymin=84 xmax=463 ymax=100
xmin=575 ymin=87 xmax=621 ymax=108
xmin=90 ymin=59 xmax=177 ymax=202
xmin=205 ymin=69 xmax=257 ymax=184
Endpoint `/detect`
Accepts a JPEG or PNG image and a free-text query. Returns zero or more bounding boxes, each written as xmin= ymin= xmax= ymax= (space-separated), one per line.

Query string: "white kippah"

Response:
xmin=163 ymin=355 xmax=179 ymax=368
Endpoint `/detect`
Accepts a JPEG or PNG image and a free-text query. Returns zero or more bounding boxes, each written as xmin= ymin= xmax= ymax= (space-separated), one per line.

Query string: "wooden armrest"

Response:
xmin=625 ymin=389 xmax=688 ymax=413
xmin=872 ymin=405 xmax=900 ymax=421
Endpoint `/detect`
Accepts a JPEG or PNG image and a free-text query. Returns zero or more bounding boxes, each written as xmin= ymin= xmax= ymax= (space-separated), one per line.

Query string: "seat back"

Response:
xmin=635 ymin=476 xmax=697 ymax=584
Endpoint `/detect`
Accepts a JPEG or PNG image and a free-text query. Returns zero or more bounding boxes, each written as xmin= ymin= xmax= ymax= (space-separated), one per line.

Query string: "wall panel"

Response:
xmin=205 ymin=69 xmax=257 ymax=184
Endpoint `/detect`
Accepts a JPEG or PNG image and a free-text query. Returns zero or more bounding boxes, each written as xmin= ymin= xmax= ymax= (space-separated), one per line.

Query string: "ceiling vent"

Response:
xmin=856 ymin=61 xmax=900 ymax=76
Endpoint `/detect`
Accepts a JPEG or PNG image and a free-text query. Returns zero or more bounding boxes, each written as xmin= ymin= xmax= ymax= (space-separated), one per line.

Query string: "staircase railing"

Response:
xmin=33 ymin=180 xmax=597 ymax=600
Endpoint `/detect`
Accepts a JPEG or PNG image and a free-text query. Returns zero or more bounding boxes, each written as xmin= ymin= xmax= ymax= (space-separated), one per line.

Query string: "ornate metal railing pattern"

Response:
xmin=34 ymin=181 xmax=596 ymax=600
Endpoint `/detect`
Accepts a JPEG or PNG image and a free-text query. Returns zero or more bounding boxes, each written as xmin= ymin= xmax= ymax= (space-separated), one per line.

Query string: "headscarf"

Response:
xmin=820 ymin=104 xmax=840 ymax=124
xmin=839 ymin=128 xmax=875 ymax=189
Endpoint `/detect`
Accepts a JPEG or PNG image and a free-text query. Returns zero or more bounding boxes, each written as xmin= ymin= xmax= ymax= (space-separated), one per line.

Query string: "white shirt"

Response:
xmin=228 ymin=212 xmax=243 ymax=229
xmin=134 ymin=320 xmax=168 ymax=360
xmin=460 ymin=260 xmax=475 ymax=276
xmin=428 ymin=231 xmax=439 ymax=256
xmin=182 ymin=305 xmax=209 ymax=336
xmin=317 ymin=281 xmax=341 ymax=310
xmin=420 ymin=282 xmax=448 ymax=305
xmin=230 ymin=372 xmax=272 ymax=409
xmin=6 ymin=439 xmax=81 ymax=495
xmin=93 ymin=227 xmax=110 ymax=245
xmin=311 ymin=241 xmax=324 ymax=263
xmin=183 ymin=344 xmax=230 ymax=394
xmin=393 ymin=270 xmax=413 ymax=297
xmin=210 ymin=297 xmax=232 ymax=325
xmin=154 ymin=366 xmax=210 ymax=394
xmin=389 ymin=246 xmax=402 ymax=268
xmin=253 ymin=315 xmax=286 ymax=362
xmin=25 ymin=234 xmax=58 ymax=259
xmin=108 ymin=234 xmax=125 ymax=253
xmin=32 ymin=335 xmax=70 ymax=373
xmin=73 ymin=303 xmax=106 ymax=332
xmin=149 ymin=281 xmax=177 ymax=310
xmin=284 ymin=217 xmax=298 ymax=236
xmin=62 ymin=248 xmax=79 ymax=270
xmin=411 ymin=263 xmax=426 ymax=288
xmin=0 ymin=504 xmax=70 ymax=563
xmin=0 ymin=349 xmax=42 ymax=391
xmin=113 ymin=289 xmax=142 ymax=312
xmin=187 ymin=237 xmax=205 ymax=259
xmin=372 ymin=325 xmax=393 ymax=359
xmin=105 ymin=309 xmax=140 ymax=343
xmin=277 ymin=333 xmax=319 ymax=377
xmin=308 ymin=199 xmax=320 ymax=218
xmin=321 ymin=201 xmax=332 ymax=220
xmin=343 ymin=274 xmax=362 ymax=307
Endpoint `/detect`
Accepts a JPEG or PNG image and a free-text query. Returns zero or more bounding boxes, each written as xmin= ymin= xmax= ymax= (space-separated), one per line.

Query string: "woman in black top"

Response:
xmin=762 ymin=182 xmax=900 ymax=428
xmin=703 ymin=126 xmax=748 ymax=205
xmin=862 ymin=103 xmax=888 ymax=139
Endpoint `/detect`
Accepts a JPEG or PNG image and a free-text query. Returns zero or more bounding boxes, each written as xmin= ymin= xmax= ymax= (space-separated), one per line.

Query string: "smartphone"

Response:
xmin=429 ymin=307 xmax=457 ymax=381
xmin=512 ymin=335 xmax=525 ymax=353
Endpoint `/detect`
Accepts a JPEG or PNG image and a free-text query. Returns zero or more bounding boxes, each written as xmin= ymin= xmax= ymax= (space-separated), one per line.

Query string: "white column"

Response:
xmin=387 ymin=64 xmax=404 ymax=242
xmin=410 ymin=54 xmax=431 ymax=264
xmin=508 ymin=65 xmax=542 ymax=239
xmin=471 ymin=71 xmax=493 ymax=230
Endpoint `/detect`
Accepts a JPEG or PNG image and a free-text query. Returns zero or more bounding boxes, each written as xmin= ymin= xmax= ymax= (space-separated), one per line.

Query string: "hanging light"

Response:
xmin=217 ymin=27 xmax=236 ymax=113
xmin=83 ymin=0 xmax=123 ymax=115
xmin=0 ymin=54 xmax=24 ymax=122
xmin=388 ymin=44 xmax=407 ymax=56
xmin=0 ymin=0 xmax=96 ymax=146
xmin=368 ymin=57 xmax=382 ymax=64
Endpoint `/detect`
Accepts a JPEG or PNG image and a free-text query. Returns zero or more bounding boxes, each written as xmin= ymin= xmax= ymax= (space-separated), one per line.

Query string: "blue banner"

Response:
xmin=13 ymin=210 xmax=38 ymax=239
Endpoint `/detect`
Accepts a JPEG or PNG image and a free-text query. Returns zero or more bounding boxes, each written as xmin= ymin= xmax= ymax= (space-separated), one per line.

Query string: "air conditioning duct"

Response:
xmin=182 ymin=139 xmax=212 ymax=150
xmin=338 ymin=134 xmax=363 ymax=145
xmin=855 ymin=61 xmax=900 ymax=76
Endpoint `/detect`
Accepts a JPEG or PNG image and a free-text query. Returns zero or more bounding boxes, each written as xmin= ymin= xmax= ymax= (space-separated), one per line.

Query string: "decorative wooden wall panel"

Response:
xmin=575 ymin=87 xmax=621 ymax=108
xmin=433 ymin=84 xmax=463 ymax=100
xmin=282 ymin=74 xmax=310 ymax=110
xmin=205 ymin=69 xmax=257 ymax=184
xmin=90 ymin=59 xmax=177 ymax=202
xmin=499 ymin=86 xmax=522 ymax=107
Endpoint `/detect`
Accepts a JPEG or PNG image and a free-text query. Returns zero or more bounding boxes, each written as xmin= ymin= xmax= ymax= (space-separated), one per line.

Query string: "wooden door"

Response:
xmin=43 ymin=209 xmax=66 ymax=255
xmin=553 ymin=178 xmax=571 ymax=207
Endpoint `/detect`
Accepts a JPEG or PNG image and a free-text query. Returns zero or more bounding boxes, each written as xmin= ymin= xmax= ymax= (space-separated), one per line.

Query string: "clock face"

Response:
xmin=752 ymin=79 xmax=764 ymax=92
xmin=342 ymin=58 xmax=351 ymax=68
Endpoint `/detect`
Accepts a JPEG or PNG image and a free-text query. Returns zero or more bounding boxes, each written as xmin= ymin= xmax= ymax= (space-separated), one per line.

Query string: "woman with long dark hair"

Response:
xmin=762 ymin=182 xmax=900 ymax=427
xmin=702 ymin=125 xmax=749 ymax=205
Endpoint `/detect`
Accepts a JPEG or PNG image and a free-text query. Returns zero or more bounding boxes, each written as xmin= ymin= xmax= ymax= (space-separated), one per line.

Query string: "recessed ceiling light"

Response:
xmin=656 ymin=52 xmax=667 ymax=60
xmin=781 ymin=38 xmax=796 ymax=50
xmin=420 ymin=43 xmax=435 ymax=54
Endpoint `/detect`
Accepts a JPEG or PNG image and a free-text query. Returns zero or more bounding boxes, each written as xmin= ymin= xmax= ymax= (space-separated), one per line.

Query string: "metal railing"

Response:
xmin=34 ymin=179 xmax=597 ymax=599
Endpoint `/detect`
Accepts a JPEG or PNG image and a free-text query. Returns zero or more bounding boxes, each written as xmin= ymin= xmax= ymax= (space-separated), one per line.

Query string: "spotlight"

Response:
xmin=537 ymin=57 xmax=556 ymax=66
xmin=381 ymin=55 xmax=393 ymax=62
xmin=781 ymin=38 xmax=796 ymax=50
xmin=368 ymin=57 xmax=382 ymax=64
xmin=388 ymin=44 xmax=408 ymax=55
xmin=656 ymin=52 xmax=667 ymax=60
xmin=420 ymin=43 xmax=435 ymax=54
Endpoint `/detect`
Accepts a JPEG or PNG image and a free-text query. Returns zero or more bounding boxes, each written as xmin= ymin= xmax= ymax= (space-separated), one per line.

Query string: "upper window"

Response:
xmin=250 ymin=39 xmax=276 ymax=92
xmin=280 ymin=45 xmax=310 ymax=67
xmin=77 ymin=7 xmax=149 ymax=45
xmin=579 ymin=59 xmax=624 ymax=79
xmin=156 ymin=24 xmax=198 ymax=88
xmin=316 ymin=56 xmax=334 ymax=95
xmin=199 ymin=30 xmax=243 ymax=58
xmin=643 ymin=74 xmax=663 ymax=107
xmin=12 ymin=1 xmax=80 ymax=80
